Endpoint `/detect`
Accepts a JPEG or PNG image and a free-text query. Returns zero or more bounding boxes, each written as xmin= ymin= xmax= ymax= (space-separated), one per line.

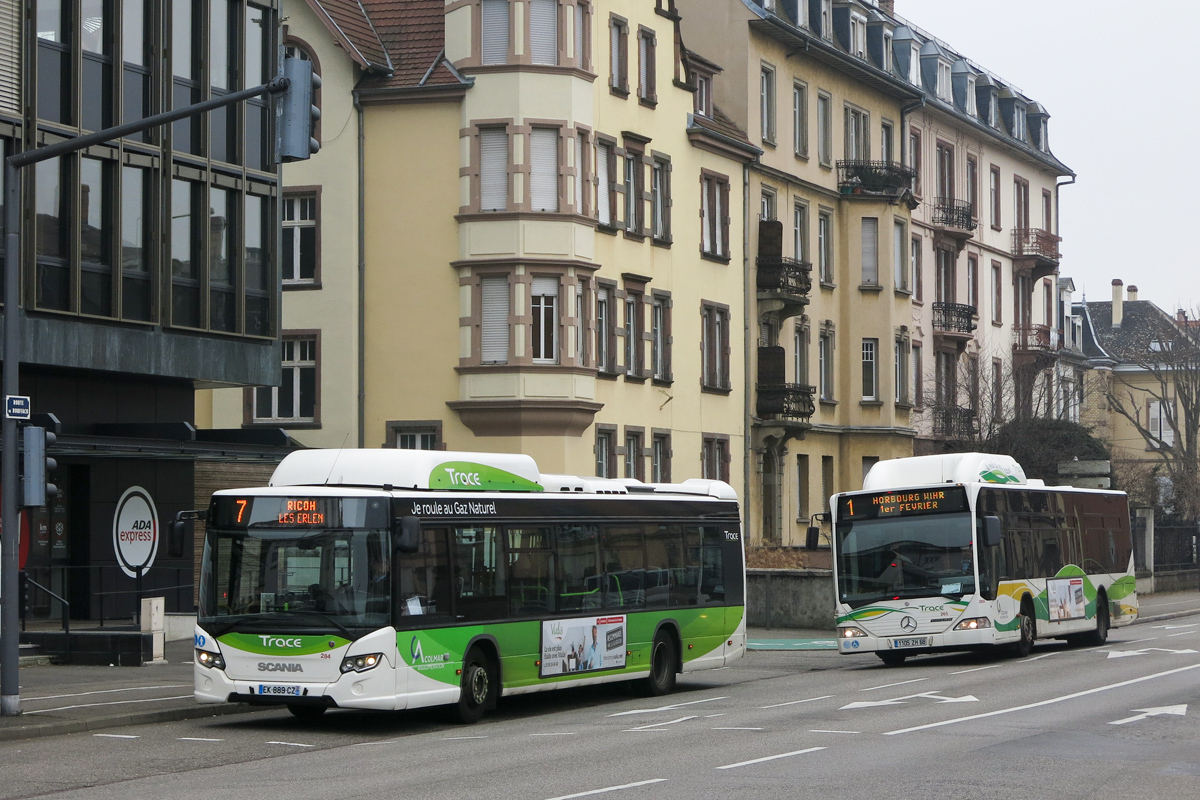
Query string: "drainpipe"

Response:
xmin=354 ymin=90 xmax=367 ymax=448
xmin=743 ymin=162 xmax=752 ymax=547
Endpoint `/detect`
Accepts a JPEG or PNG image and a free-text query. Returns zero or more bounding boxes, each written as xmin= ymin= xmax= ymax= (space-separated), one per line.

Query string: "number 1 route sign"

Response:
xmin=4 ymin=395 xmax=30 ymax=420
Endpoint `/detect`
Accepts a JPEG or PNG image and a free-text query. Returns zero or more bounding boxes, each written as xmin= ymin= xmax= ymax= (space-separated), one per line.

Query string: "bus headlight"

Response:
xmin=196 ymin=649 xmax=225 ymax=670
xmin=840 ymin=627 xmax=868 ymax=638
xmin=341 ymin=653 xmax=384 ymax=673
xmin=953 ymin=617 xmax=992 ymax=631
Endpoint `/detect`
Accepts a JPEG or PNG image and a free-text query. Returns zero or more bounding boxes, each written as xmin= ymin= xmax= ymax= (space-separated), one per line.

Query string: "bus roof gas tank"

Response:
xmin=862 ymin=453 xmax=1028 ymax=492
xmin=269 ymin=449 xmax=544 ymax=492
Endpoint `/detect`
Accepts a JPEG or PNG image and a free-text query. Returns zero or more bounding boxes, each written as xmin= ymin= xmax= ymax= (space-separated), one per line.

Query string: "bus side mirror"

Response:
xmin=398 ymin=516 xmax=421 ymax=554
xmin=983 ymin=516 xmax=1002 ymax=548
xmin=168 ymin=520 xmax=186 ymax=558
xmin=805 ymin=526 xmax=821 ymax=549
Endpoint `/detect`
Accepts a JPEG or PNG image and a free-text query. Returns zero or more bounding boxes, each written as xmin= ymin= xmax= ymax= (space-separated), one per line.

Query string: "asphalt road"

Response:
xmin=3 ymin=616 xmax=1199 ymax=800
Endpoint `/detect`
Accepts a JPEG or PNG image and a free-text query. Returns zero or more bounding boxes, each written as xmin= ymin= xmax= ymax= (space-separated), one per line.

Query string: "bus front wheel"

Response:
xmin=877 ymin=652 xmax=906 ymax=667
xmin=639 ymin=634 xmax=678 ymax=697
xmin=455 ymin=647 xmax=496 ymax=724
xmin=287 ymin=704 xmax=326 ymax=720
xmin=1010 ymin=599 xmax=1036 ymax=658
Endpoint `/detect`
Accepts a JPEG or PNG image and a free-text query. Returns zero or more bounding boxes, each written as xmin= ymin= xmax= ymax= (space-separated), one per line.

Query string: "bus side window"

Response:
xmin=396 ymin=527 xmax=452 ymax=625
xmin=556 ymin=524 xmax=599 ymax=613
xmin=453 ymin=526 xmax=507 ymax=621
xmin=508 ymin=527 xmax=555 ymax=616
xmin=699 ymin=527 xmax=725 ymax=605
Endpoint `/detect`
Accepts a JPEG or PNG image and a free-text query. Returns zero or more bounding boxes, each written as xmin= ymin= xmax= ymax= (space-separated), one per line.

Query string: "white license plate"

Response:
xmin=891 ymin=637 xmax=927 ymax=649
xmin=258 ymin=684 xmax=301 ymax=696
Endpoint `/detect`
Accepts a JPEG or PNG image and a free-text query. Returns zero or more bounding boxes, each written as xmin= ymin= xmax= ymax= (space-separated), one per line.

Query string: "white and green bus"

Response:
xmin=192 ymin=449 xmax=745 ymax=722
xmin=832 ymin=453 xmax=1137 ymax=666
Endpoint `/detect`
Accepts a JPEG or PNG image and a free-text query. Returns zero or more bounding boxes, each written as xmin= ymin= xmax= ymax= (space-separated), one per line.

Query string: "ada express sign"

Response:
xmin=113 ymin=486 xmax=160 ymax=578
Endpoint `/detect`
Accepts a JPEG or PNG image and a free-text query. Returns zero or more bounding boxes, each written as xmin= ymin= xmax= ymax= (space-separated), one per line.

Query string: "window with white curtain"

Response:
xmin=529 ymin=0 xmax=558 ymax=66
xmin=481 ymin=276 xmax=510 ymax=363
xmin=530 ymin=128 xmax=559 ymax=212
xmin=480 ymin=128 xmax=508 ymax=211
xmin=481 ymin=0 xmax=509 ymax=65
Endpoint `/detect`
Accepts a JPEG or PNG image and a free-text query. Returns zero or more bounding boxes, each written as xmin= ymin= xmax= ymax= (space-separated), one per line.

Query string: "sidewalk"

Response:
xmin=2 ymin=590 xmax=1199 ymax=743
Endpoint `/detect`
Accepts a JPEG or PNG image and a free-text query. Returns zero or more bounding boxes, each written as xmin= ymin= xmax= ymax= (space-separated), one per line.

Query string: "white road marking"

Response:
xmin=862 ymin=678 xmax=929 ymax=691
xmin=1021 ymin=652 xmax=1064 ymax=662
xmin=177 ymin=737 xmax=223 ymax=742
xmin=1152 ymin=622 xmax=1199 ymax=629
xmin=531 ymin=733 xmax=576 ymax=736
xmin=949 ymin=664 xmax=1003 ymax=675
xmin=704 ymin=713 xmax=726 ymax=718
xmin=1109 ymin=704 xmax=1187 ymax=725
xmin=842 ymin=691 xmax=978 ymax=710
xmin=28 ymin=695 xmax=193 ymax=715
xmin=1168 ymin=630 xmax=1198 ymax=637
xmin=809 ymin=729 xmax=860 ymax=734
xmin=93 ymin=734 xmax=139 ymax=739
xmin=1122 ymin=637 xmax=1158 ymax=645
xmin=624 ymin=716 xmax=697 ymax=731
xmin=544 ymin=778 xmax=667 ymax=800
xmin=608 ymin=697 xmax=726 ymax=716
xmin=29 ymin=685 xmax=191 ymax=701
xmin=266 ymin=741 xmax=315 ymax=748
xmin=444 ymin=736 xmax=487 ymax=740
xmin=716 ymin=747 xmax=826 ymax=770
xmin=886 ymin=663 xmax=1200 ymax=735
xmin=759 ymin=694 xmax=833 ymax=709
xmin=1106 ymin=647 xmax=1198 ymax=659
xmin=713 ymin=727 xmax=762 ymax=730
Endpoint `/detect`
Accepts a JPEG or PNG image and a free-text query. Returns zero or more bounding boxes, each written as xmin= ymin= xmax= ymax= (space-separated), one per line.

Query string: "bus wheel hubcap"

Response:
xmin=469 ymin=667 xmax=488 ymax=705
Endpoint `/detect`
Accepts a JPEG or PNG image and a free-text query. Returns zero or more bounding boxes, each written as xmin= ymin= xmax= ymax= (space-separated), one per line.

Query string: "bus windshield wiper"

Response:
xmin=266 ymin=609 xmax=357 ymax=640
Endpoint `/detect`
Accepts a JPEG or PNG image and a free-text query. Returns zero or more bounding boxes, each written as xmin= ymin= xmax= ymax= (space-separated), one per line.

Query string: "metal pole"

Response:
xmin=2 ymin=160 xmax=21 ymax=715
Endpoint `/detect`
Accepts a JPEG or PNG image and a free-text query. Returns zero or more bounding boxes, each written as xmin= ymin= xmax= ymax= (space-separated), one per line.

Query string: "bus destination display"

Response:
xmin=210 ymin=496 xmax=388 ymax=529
xmin=837 ymin=486 xmax=967 ymax=521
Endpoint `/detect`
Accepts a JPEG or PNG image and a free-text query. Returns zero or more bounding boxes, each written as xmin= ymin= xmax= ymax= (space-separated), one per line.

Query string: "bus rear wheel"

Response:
xmin=639 ymin=634 xmax=678 ymax=697
xmin=1074 ymin=593 xmax=1110 ymax=646
xmin=455 ymin=647 xmax=496 ymax=724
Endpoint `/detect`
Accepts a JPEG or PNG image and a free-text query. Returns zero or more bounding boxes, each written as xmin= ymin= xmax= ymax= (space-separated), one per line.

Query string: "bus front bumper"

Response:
xmin=194 ymin=663 xmax=400 ymax=710
xmin=836 ymin=627 xmax=996 ymax=655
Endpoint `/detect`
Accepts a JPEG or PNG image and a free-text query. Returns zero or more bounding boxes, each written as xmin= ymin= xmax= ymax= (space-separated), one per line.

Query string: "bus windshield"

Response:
xmin=199 ymin=527 xmax=391 ymax=636
xmin=835 ymin=513 xmax=975 ymax=607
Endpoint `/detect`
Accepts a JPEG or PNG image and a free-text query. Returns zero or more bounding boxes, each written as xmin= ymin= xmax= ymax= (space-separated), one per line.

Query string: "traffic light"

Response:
xmin=22 ymin=426 xmax=57 ymax=508
xmin=276 ymin=56 xmax=321 ymax=162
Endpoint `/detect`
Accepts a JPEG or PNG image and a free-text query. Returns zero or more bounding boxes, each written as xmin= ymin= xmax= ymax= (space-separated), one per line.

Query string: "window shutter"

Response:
xmin=610 ymin=23 xmax=620 ymax=87
xmin=531 ymin=276 xmax=559 ymax=298
xmin=714 ymin=182 xmax=724 ymax=255
xmin=574 ymin=135 xmax=584 ymax=212
xmin=861 ymin=218 xmax=878 ymax=284
xmin=597 ymin=144 xmax=611 ymax=224
xmin=481 ymin=0 xmax=509 ymax=65
xmin=530 ymin=129 xmax=559 ymax=212
xmin=701 ymin=180 xmax=711 ymax=252
xmin=0 ymin=0 xmax=19 ymax=113
xmin=530 ymin=0 xmax=558 ymax=65
xmin=481 ymin=276 xmax=510 ymax=363
xmin=480 ymin=129 xmax=508 ymax=211
xmin=575 ymin=2 xmax=585 ymax=68
xmin=638 ymin=33 xmax=648 ymax=97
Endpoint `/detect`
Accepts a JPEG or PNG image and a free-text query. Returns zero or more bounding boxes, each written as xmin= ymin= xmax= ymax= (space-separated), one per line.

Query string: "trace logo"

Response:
xmin=259 ymin=636 xmax=304 ymax=649
xmin=443 ymin=468 xmax=482 ymax=487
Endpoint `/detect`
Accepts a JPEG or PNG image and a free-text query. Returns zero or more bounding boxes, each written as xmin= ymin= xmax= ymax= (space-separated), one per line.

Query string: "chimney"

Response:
xmin=1127 ymin=285 xmax=1138 ymax=301
xmin=879 ymin=0 xmax=895 ymax=15
xmin=1180 ymin=309 xmax=1189 ymax=324
xmin=1111 ymin=279 xmax=1123 ymax=328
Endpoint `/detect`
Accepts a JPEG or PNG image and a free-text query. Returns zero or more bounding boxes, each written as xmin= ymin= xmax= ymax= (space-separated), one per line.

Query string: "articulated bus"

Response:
xmin=832 ymin=453 xmax=1137 ymax=665
xmin=192 ymin=449 xmax=745 ymax=722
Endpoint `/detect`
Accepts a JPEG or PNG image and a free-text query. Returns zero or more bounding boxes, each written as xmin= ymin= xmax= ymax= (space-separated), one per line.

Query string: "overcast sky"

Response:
xmin=902 ymin=0 xmax=1199 ymax=314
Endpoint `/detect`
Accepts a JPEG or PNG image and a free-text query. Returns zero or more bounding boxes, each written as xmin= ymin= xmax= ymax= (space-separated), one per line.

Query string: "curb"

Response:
xmin=0 ymin=702 xmax=268 ymax=743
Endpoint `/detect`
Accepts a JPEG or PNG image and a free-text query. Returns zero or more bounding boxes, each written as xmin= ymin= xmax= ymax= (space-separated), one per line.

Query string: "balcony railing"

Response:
xmin=756 ymin=255 xmax=813 ymax=296
xmin=931 ymin=405 xmax=977 ymax=439
xmin=932 ymin=198 xmax=977 ymax=231
xmin=757 ymin=383 xmax=817 ymax=422
xmin=836 ymin=160 xmax=915 ymax=194
xmin=1012 ymin=228 xmax=1061 ymax=261
xmin=1013 ymin=324 xmax=1058 ymax=352
xmin=932 ymin=302 xmax=977 ymax=334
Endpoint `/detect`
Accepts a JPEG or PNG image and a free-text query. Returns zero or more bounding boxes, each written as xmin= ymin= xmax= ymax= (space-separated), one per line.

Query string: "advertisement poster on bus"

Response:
xmin=1047 ymin=576 xmax=1087 ymax=621
xmin=540 ymin=615 xmax=626 ymax=678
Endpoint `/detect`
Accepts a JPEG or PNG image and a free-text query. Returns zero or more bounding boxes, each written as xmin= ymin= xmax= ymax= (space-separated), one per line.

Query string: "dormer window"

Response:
xmin=989 ymin=94 xmax=998 ymax=128
xmin=1012 ymin=104 xmax=1026 ymax=140
xmin=966 ymin=76 xmax=977 ymax=115
xmin=850 ymin=14 xmax=866 ymax=58
xmin=909 ymin=44 xmax=920 ymax=84
xmin=936 ymin=61 xmax=951 ymax=101
xmin=821 ymin=0 xmax=832 ymax=40
xmin=695 ymin=72 xmax=712 ymax=117
xmin=883 ymin=32 xmax=893 ymax=72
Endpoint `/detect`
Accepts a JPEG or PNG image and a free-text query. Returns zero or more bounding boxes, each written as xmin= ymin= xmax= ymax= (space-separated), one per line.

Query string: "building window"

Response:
xmin=936 ymin=141 xmax=954 ymax=201
xmin=637 ymin=27 xmax=656 ymax=103
xmin=794 ymin=319 xmax=809 ymax=384
xmin=389 ymin=421 xmax=443 ymax=450
xmin=701 ymin=434 xmax=730 ymax=482
xmin=596 ymin=426 xmax=616 ymax=477
xmin=909 ymin=128 xmax=922 ymax=194
xmin=596 ymin=283 xmax=617 ymax=373
xmin=574 ymin=1 xmax=590 ymax=70
xmin=701 ymin=302 xmax=730 ymax=391
xmin=989 ymin=164 xmax=1001 ymax=228
xmin=481 ymin=275 xmax=510 ymax=364
xmin=796 ymin=454 xmax=810 ymax=521
xmin=861 ymin=338 xmax=878 ymax=401
xmin=936 ymin=60 xmax=952 ymax=101
xmin=893 ymin=220 xmax=907 ymax=291
xmin=623 ymin=148 xmax=643 ymax=234
xmin=208 ymin=185 xmax=236 ymax=332
xmin=609 ymin=16 xmax=628 ymax=94
xmin=32 ymin=156 xmax=64 ymax=311
xmin=530 ymin=128 xmax=560 ymax=212
xmin=818 ymin=210 xmax=833 ymax=284
xmin=694 ymin=71 xmax=712 ymax=117
xmin=573 ymin=131 xmax=589 ymax=215
xmin=282 ymin=193 xmax=318 ymax=284
xmin=254 ymin=336 xmax=318 ymax=424
xmin=760 ymin=64 xmax=776 ymax=143
xmin=1042 ymin=189 xmax=1053 ymax=232
xmin=760 ymin=188 xmax=776 ymax=221
xmin=966 ymin=156 xmax=978 ymax=218
xmin=701 ymin=172 xmax=729 ymax=259
xmin=651 ymin=431 xmax=671 ymax=482
xmin=894 ymin=336 xmax=909 ymax=404
xmin=967 ymin=255 xmax=979 ymax=311
xmin=845 ymin=106 xmax=869 ymax=161
xmin=531 ymin=276 xmax=560 ymax=364
xmin=935 ymin=351 xmax=957 ymax=406
xmin=794 ymin=203 xmax=808 ymax=262
xmin=597 ymin=140 xmax=615 ymax=226
xmin=480 ymin=128 xmax=509 ymax=211
xmin=849 ymin=13 xmax=866 ymax=57
xmin=624 ymin=428 xmax=644 ymax=480
xmin=244 ymin=192 xmax=272 ymax=337
xmin=881 ymin=119 xmax=894 ymax=163
xmin=651 ymin=291 xmax=671 ymax=382
xmin=80 ymin=0 xmax=115 ymax=131
xmin=935 ymin=248 xmax=955 ymax=304
xmin=991 ymin=261 xmax=1002 ymax=323
xmin=481 ymin=0 xmax=510 ymax=64
xmin=911 ymin=341 xmax=924 ymax=407
xmin=243 ymin=4 xmax=272 ymax=170
xmin=861 ymin=217 xmax=878 ymax=286
xmin=79 ymin=156 xmax=114 ymax=317
xmin=169 ymin=177 xmax=201 ymax=327
xmin=818 ymin=325 xmax=834 ymax=401
xmin=793 ymin=82 xmax=808 ymax=156
xmin=911 ymin=235 xmax=923 ymax=302
xmin=120 ymin=164 xmax=152 ymax=321
xmin=991 ymin=358 xmax=1003 ymax=421
xmin=623 ymin=290 xmax=643 ymax=377
xmin=529 ymin=0 xmax=559 ymax=66
xmin=817 ymin=91 xmax=832 ymax=166
xmin=651 ymin=157 xmax=671 ymax=242
xmin=171 ymin=0 xmax=201 ymax=154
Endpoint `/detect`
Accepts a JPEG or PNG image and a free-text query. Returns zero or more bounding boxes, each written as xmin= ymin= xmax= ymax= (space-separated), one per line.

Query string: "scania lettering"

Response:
xmin=191 ymin=449 xmax=746 ymax=722
xmin=831 ymin=453 xmax=1137 ymax=666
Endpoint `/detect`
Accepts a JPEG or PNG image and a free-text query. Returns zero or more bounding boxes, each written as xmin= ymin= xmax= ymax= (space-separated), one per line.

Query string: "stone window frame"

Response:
xmin=384 ymin=420 xmax=445 ymax=450
xmin=466 ymin=0 xmax=597 ymax=78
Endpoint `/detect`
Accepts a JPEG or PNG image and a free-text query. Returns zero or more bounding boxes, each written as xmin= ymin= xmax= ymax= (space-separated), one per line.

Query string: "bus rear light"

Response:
xmin=953 ymin=617 xmax=992 ymax=631
xmin=840 ymin=627 xmax=867 ymax=638
xmin=341 ymin=653 xmax=383 ymax=673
